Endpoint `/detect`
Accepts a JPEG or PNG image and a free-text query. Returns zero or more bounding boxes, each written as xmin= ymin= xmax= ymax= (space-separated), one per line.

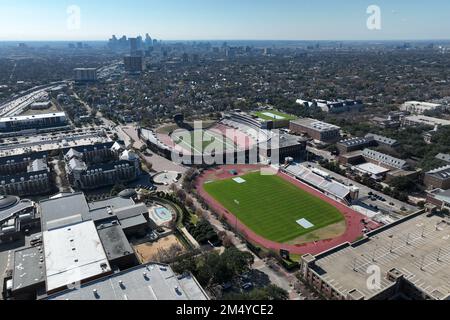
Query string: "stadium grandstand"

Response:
xmin=283 ymin=164 xmax=359 ymax=205
xmin=220 ymin=112 xmax=274 ymax=144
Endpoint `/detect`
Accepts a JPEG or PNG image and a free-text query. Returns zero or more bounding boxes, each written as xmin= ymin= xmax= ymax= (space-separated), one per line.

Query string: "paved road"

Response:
xmin=121 ymin=125 xmax=187 ymax=174
xmin=0 ymin=82 xmax=66 ymax=117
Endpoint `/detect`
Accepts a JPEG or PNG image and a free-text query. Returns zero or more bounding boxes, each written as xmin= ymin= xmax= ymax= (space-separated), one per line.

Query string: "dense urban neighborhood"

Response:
xmin=2 ymin=4 xmax=450 ymax=306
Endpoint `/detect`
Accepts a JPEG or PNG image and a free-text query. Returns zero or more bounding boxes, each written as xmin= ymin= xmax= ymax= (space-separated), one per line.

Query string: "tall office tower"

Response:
xmin=108 ymin=35 xmax=118 ymax=49
xmin=136 ymin=36 xmax=143 ymax=49
xmin=124 ymin=56 xmax=145 ymax=73
xmin=263 ymin=47 xmax=272 ymax=56
xmin=74 ymin=68 xmax=98 ymax=82
xmin=145 ymin=33 xmax=152 ymax=47
xmin=129 ymin=37 xmax=138 ymax=54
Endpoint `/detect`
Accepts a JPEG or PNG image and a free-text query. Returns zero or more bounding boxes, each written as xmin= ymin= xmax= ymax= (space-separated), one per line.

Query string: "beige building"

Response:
xmin=289 ymin=118 xmax=341 ymax=143
xmin=300 ymin=212 xmax=450 ymax=300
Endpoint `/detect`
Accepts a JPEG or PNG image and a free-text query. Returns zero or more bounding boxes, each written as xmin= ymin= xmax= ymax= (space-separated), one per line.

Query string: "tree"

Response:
xmin=176 ymin=189 xmax=187 ymax=202
xmin=171 ymin=247 xmax=255 ymax=288
xmin=172 ymin=255 xmax=197 ymax=275
xmin=223 ymin=285 xmax=289 ymax=300
xmin=389 ymin=176 xmax=417 ymax=193
xmin=110 ymin=183 xmax=126 ymax=196
xmin=264 ymin=284 xmax=289 ymax=300
xmin=221 ymin=247 xmax=254 ymax=275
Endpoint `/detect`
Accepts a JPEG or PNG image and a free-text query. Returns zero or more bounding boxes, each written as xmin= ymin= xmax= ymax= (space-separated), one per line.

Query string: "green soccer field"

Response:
xmin=203 ymin=172 xmax=344 ymax=243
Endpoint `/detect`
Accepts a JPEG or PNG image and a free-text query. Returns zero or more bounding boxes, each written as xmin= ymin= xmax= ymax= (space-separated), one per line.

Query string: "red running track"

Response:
xmin=195 ymin=165 xmax=380 ymax=256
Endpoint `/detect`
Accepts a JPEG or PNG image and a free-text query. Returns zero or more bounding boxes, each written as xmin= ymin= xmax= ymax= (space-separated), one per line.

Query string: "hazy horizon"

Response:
xmin=1 ymin=0 xmax=450 ymax=41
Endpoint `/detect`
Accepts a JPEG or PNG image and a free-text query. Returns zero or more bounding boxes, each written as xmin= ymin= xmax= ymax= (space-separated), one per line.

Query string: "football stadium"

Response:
xmin=138 ymin=111 xmax=275 ymax=164
xmin=172 ymin=128 xmax=238 ymax=155
xmin=196 ymin=165 xmax=374 ymax=255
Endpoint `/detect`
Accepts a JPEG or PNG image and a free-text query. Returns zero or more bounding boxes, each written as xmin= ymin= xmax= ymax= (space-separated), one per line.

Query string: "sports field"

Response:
xmin=254 ymin=110 xmax=297 ymax=121
xmin=172 ymin=129 xmax=236 ymax=153
xmin=203 ymin=172 xmax=344 ymax=243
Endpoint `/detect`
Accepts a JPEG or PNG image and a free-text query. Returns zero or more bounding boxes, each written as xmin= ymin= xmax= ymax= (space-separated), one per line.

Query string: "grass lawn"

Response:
xmin=254 ymin=110 xmax=297 ymax=121
xmin=203 ymin=172 xmax=344 ymax=243
xmin=173 ymin=129 xmax=235 ymax=153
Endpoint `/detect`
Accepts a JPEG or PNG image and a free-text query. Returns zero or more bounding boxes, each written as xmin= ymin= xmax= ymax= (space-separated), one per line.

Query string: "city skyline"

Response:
xmin=1 ymin=0 xmax=450 ymax=41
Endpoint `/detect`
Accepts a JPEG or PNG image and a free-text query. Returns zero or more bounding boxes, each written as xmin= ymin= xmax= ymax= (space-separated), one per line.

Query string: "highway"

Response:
xmin=0 ymin=82 xmax=67 ymax=117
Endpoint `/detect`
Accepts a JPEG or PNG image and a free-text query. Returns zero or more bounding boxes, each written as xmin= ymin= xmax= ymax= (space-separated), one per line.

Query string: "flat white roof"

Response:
xmin=0 ymin=112 xmax=66 ymax=123
xmin=405 ymin=115 xmax=450 ymax=126
xmin=43 ymin=220 xmax=111 ymax=293
xmin=403 ymin=101 xmax=442 ymax=108
xmin=356 ymin=162 xmax=390 ymax=175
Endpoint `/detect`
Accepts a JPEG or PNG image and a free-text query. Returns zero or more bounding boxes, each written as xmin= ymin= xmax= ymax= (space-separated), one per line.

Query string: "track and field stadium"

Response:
xmin=196 ymin=165 xmax=380 ymax=255
xmin=138 ymin=112 xmax=278 ymax=165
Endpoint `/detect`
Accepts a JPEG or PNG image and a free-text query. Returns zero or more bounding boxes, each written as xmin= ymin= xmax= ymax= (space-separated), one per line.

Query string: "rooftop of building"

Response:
xmin=429 ymin=189 xmax=450 ymax=205
xmin=0 ymin=170 xmax=49 ymax=185
xmin=40 ymin=192 xmax=139 ymax=231
xmin=338 ymin=137 xmax=374 ymax=147
xmin=312 ymin=213 xmax=450 ymax=300
xmin=404 ymin=115 xmax=450 ymax=126
xmin=46 ymin=262 xmax=208 ymax=300
xmin=290 ymin=118 xmax=341 ymax=132
xmin=113 ymin=203 xmax=148 ymax=230
xmin=260 ymin=133 xmax=307 ymax=149
xmin=365 ymin=133 xmax=398 ymax=146
xmin=0 ymin=130 xmax=111 ymax=158
xmin=88 ymin=194 xmax=135 ymax=211
xmin=355 ymin=162 xmax=391 ymax=176
xmin=0 ymin=152 xmax=48 ymax=166
xmin=436 ymin=153 xmax=450 ymax=164
xmin=426 ymin=165 xmax=450 ymax=180
xmin=27 ymin=158 xmax=48 ymax=172
xmin=39 ymin=192 xmax=90 ymax=231
xmin=96 ymin=220 xmax=135 ymax=262
xmin=67 ymin=141 xmax=121 ymax=154
xmin=84 ymin=160 xmax=133 ymax=173
xmin=362 ymin=149 xmax=407 ymax=169
xmin=13 ymin=246 xmax=45 ymax=292
xmin=0 ymin=196 xmax=34 ymax=224
xmin=0 ymin=112 xmax=66 ymax=123
xmin=43 ymin=220 xmax=111 ymax=293
xmin=402 ymin=101 xmax=442 ymax=108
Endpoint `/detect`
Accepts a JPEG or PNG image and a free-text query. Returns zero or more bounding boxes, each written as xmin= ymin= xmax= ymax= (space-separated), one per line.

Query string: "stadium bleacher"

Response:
xmin=284 ymin=164 xmax=351 ymax=204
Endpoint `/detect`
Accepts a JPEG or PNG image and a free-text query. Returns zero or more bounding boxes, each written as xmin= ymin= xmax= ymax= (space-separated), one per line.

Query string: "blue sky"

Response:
xmin=1 ymin=0 xmax=449 ymax=41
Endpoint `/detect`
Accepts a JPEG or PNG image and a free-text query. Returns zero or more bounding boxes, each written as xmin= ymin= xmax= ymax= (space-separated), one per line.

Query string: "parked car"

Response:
xmin=242 ymin=283 xmax=254 ymax=291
